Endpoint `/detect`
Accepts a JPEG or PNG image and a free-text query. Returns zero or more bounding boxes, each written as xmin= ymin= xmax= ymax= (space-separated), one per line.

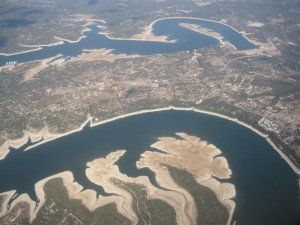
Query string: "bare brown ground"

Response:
xmin=0 ymin=191 xmax=16 ymax=217
xmin=34 ymin=170 xmax=133 ymax=223
xmin=22 ymin=55 xmax=63 ymax=82
xmin=137 ymin=133 xmax=236 ymax=224
xmin=180 ymin=23 xmax=224 ymax=43
xmin=130 ymin=25 xmax=176 ymax=43
xmin=86 ymin=150 xmax=196 ymax=225
xmin=70 ymin=49 xmax=139 ymax=63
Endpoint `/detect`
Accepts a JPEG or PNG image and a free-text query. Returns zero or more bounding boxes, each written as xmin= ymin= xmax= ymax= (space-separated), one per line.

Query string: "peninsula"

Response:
xmin=0 ymin=133 xmax=235 ymax=225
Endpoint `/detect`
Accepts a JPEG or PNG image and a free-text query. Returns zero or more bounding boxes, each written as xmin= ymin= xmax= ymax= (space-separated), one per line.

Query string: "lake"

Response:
xmin=0 ymin=110 xmax=299 ymax=225
xmin=0 ymin=17 xmax=258 ymax=66
xmin=0 ymin=17 xmax=298 ymax=225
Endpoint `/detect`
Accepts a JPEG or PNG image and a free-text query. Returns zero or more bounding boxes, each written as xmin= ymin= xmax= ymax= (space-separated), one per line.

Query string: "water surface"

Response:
xmin=0 ymin=110 xmax=299 ymax=225
xmin=0 ymin=18 xmax=258 ymax=66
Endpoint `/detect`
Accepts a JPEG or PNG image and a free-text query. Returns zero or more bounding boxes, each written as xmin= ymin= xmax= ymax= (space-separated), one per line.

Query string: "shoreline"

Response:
xmin=179 ymin=22 xmax=237 ymax=51
xmin=90 ymin=106 xmax=294 ymax=173
xmin=0 ymin=106 xmax=299 ymax=175
xmin=0 ymin=16 xmax=256 ymax=58
xmin=145 ymin=16 xmax=256 ymax=46
xmin=1 ymin=144 xmax=236 ymax=224
xmin=0 ymin=22 xmax=94 ymax=57
xmin=99 ymin=30 xmax=176 ymax=43
xmin=138 ymin=132 xmax=236 ymax=225
xmin=0 ymin=47 xmax=43 ymax=57
xmin=33 ymin=171 xmax=82 ymax=222
xmin=0 ymin=40 xmax=65 ymax=57
xmin=25 ymin=115 xmax=93 ymax=152
xmin=54 ymin=26 xmax=92 ymax=44
xmin=19 ymin=41 xmax=64 ymax=49
xmin=97 ymin=16 xmax=255 ymax=47
xmin=71 ymin=48 xmax=140 ymax=63
xmin=33 ymin=170 xmax=135 ymax=223
xmin=86 ymin=150 xmax=195 ymax=224
xmin=0 ymin=190 xmax=16 ymax=217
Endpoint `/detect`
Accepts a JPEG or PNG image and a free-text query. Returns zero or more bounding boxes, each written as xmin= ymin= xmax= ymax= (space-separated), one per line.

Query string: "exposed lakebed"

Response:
xmin=0 ymin=110 xmax=299 ymax=225
xmin=0 ymin=18 xmax=258 ymax=66
xmin=0 ymin=18 xmax=298 ymax=225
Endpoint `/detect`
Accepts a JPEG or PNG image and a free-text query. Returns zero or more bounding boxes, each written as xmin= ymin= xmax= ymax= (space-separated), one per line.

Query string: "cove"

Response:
xmin=0 ymin=18 xmax=258 ymax=66
xmin=0 ymin=110 xmax=299 ymax=225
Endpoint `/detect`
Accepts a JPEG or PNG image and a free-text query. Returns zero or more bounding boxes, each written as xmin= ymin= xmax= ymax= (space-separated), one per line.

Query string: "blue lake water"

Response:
xmin=0 ymin=18 xmax=258 ymax=66
xmin=0 ymin=18 xmax=298 ymax=224
xmin=0 ymin=110 xmax=299 ymax=225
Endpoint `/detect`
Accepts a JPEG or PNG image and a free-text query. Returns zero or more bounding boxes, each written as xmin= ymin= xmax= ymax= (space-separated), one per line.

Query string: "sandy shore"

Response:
xmin=25 ymin=115 xmax=92 ymax=152
xmin=0 ymin=47 xmax=43 ymax=57
xmin=54 ymin=27 xmax=92 ymax=44
xmin=1 ymin=143 xmax=233 ymax=224
xmin=91 ymin=106 xmax=300 ymax=177
xmin=137 ymin=133 xmax=236 ymax=225
xmin=0 ymin=191 xmax=36 ymax=222
xmin=0 ymin=106 xmax=298 ymax=223
xmin=70 ymin=48 xmax=140 ymax=63
xmin=0 ymin=16 xmax=254 ymax=58
xmin=0 ymin=115 xmax=92 ymax=160
xmin=0 ymin=40 xmax=65 ymax=57
xmin=179 ymin=23 xmax=237 ymax=50
xmin=34 ymin=170 xmax=127 ymax=222
xmin=0 ymin=106 xmax=299 ymax=175
xmin=34 ymin=171 xmax=75 ymax=221
xmin=144 ymin=16 xmax=255 ymax=45
xmin=0 ymin=13 xmax=107 ymax=57
xmin=10 ymin=193 xmax=36 ymax=222
xmin=0 ymin=35 xmax=84 ymax=58
xmin=19 ymin=41 xmax=64 ymax=49
xmin=180 ymin=23 xmax=223 ymax=42
xmin=0 ymin=190 xmax=16 ymax=217
xmin=86 ymin=150 xmax=139 ymax=224
xmin=33 ymin=171 xmax=112 ymax=221
xmin=0 ymin=19 xmax=95 ymax=57
xmin=99 ymin=28 xmax=176 ymax=43
xmin=33 ymin=169 xmax=138 ymax=223
xmin=0 ymin=132 xmax=32 ymax=160
xmin=136 ymin=160 xmax=197 ymax=223
xmin=86 ymin=150 xmax=196 ymax=225
xmin=97 ymin=16 xmax=254 ymax=46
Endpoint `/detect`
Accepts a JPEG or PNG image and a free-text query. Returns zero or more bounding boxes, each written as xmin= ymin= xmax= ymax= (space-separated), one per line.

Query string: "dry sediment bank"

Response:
xmin=179 ymin=22 xmax=236 ymax=50
xmin=179 ymin=19 xmax=277 ymax=56
xmin=0 ymin=172 xmax=81 ymax=222
xmin=0 ymin=191 xmax=16 ymax=217
xmin=92 ymin=107 xmax=300 ymax=175
xmin=0 ymin=106 xmax=299 ymax=175
xmin=71 ymin=48 xmax=140 ymax=63
xmin=146 ymin=16 xmax=255 ymax=44
xmin=3 ymin=170 xmax=131 ymax=223
xmin=0 ymin=16 xmax=254 ymax=58
xmin=100 ymin=16 xmax=254 ymax=45
xmin=1 ymin=122 xmax=296 ymax=224
xmin=86 ymin=150 xmax=196 ymax=225
xmin=1 ymin=142 xmax=232 ymax=224
xmin=137 ymin=133 xmax=236 ymax=225
xmin=101 ymin=29 xmax=176 ymax=43
xmin=0 ymin=16 xmax=99 ymax=57
xmin=0 ymin=115 xmax=92 ymax=160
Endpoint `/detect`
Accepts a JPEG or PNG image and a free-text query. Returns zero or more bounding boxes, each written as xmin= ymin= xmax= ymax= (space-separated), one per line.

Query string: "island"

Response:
xmin=0 ymin=133 xmax=235 ymax=225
